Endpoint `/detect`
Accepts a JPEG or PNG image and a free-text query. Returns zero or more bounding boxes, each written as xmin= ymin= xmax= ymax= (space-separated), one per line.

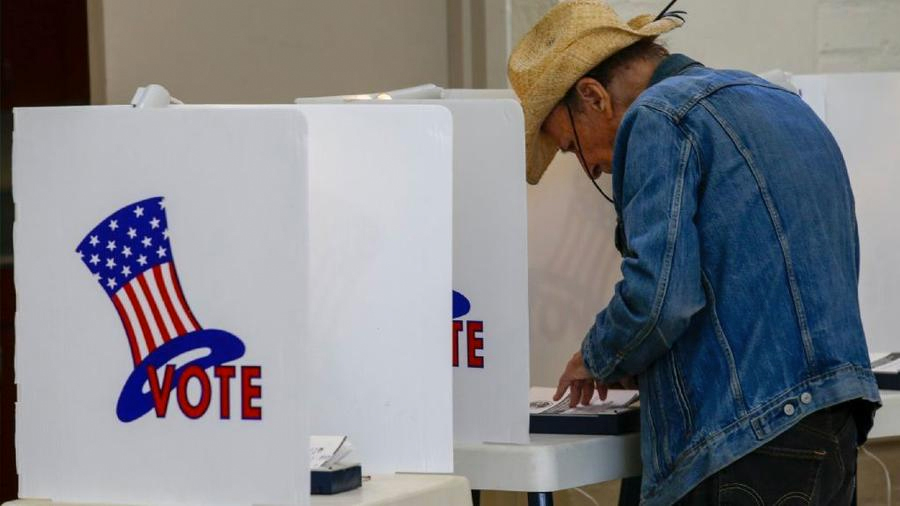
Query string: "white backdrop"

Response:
xmin=526 ymin=154 xmax=621 ymax=388
xmin=794 ymin=73 xmax=900 ymax=354
xmin=443 ymin=99 xmax=530 ymax=445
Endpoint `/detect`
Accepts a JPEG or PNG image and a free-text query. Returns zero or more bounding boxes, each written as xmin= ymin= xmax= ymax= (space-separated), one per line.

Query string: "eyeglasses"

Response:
xmin=565 ymin=101 xmax=630 ymax=256
xmin=565 ymin=101 xmax=615 ymax=205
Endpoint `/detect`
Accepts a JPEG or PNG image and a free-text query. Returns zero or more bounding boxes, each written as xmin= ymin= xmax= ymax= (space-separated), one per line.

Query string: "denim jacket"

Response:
xmin=580 ymin=56 xmax=881 ymax=505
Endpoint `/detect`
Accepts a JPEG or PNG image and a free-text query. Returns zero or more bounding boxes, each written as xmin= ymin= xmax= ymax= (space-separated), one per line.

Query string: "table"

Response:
xmin=454 ymin=391 xmax=900 ymax=506
xmin=6 ymin=394 xmax=897 ymax=506
xmin=312 ymin=474 xmax=472 ymax=506
xmin=454 ymin=433 xmax=641 ymax=506
xmin=2 ymin=474 xmax=473 ymax=506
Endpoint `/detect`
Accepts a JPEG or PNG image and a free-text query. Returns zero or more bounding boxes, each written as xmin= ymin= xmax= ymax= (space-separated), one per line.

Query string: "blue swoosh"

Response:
xmin=452 ymin=290 xmax=471 ymax=319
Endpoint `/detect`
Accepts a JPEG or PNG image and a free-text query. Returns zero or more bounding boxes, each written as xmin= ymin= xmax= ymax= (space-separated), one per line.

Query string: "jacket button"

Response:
xmin=784 ymin=403 xmax=796 ymax=416
xmin=800 ymin=392 xmax=812 ymax=404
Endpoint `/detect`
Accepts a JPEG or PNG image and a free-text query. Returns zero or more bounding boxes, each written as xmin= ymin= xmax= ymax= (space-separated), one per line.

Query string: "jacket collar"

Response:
xmin=649 ymin=54 xmax=704 ymax=87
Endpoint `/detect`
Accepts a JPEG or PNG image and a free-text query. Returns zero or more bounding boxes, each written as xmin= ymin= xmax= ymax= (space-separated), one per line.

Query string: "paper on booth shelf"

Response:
xmin=310 ymin=436 xmax=354 ymax=470
xmin=529 ymin=386 xmax=639 ymax=415
xmin=871 ymin=353 xmax=900 ymax=374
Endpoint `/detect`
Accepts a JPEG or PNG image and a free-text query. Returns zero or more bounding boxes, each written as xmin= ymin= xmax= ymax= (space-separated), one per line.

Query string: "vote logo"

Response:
xmin=452 ymin=290 xmax=484 ymax=368
xmin=76 ymin=197 xmax=262 ymax=422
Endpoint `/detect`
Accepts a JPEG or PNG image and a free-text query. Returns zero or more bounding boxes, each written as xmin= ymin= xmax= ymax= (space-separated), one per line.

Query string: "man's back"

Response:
xmin=610 ymin=62 xmax=881 ymax=505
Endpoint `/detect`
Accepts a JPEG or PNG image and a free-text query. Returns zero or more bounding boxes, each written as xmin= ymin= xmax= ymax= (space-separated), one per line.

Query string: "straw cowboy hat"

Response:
xmin=508 ymin=0 xmax=684 ymax=184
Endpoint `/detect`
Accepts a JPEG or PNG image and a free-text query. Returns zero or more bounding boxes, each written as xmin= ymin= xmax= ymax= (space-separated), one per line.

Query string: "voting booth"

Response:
xmin=298 ymin=89 xmax=532 ymax=447
xmin=12 ymin=103 xmax=455 ymax=504
xmin=388 ymin=94 xmax=530 ymax=446
xmin=302 ymin=104 xmax=456 ymax=474
xmin=438 ymin=96 xmax=530 ymax=446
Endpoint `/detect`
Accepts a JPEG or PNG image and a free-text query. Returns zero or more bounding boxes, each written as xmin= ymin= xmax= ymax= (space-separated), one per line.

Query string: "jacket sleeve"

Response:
xmin=581 ymin=106 xmax=706 ymax=383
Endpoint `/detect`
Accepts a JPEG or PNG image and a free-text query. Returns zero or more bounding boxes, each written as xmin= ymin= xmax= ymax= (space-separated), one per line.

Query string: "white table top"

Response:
xmin=311 ymin=474 xmax=471 ymax=506
xmin=3 ymin=474 xmax=473 ymax=506
xmin=454 ymin=432 xmax=641 ymax=492
xmin=454 ymin=390 xmax=900 ymax=493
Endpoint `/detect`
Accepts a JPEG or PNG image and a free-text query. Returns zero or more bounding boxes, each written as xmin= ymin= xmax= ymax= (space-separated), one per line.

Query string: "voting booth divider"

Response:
xmin=296 ymin=91 xmax=532 ymax=447
xmin=12 ymin=103 xmax=455 ymax=505
xmin=386 ymin=95 xmax=531 ymax=446
xmin=302 ymin=104 xmax=456 ymax=474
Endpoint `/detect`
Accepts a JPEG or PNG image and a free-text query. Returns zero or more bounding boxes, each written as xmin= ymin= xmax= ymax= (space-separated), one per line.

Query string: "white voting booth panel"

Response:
xmin=13 ymin=106 xmax=310 ymax=505
xmin=398 ymin=98 xmax=530 ymax=445
xmin=297 ymin=90 xmax=531 ymax=447
xmin=301 ymin=105 xmax=455 ymax=473
xmin=793 ymin=73 xmax=900 ymax=354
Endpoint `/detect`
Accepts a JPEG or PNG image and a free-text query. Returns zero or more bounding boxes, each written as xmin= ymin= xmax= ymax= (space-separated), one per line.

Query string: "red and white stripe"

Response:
xmin=111 ymin=262 xmax=202 ymax=365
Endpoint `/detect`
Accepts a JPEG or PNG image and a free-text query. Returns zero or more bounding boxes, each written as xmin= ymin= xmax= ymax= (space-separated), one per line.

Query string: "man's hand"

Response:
xmin=554 ymin=351 xmax=602 ymax=408
xmin=553 ymin=351 xmax=638 ymax=408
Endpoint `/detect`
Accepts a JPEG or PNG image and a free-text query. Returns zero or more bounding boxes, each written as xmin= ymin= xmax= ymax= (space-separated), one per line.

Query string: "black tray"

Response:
xmin=311 ymin=463 xmax=362 ymax=495
xmin=529 ymin=407 xmax=640 ymax=435
xmin=875 ymin=372 xmax=900 ymax=390
xmin=871 ymin=353 xmax=900 ymax=390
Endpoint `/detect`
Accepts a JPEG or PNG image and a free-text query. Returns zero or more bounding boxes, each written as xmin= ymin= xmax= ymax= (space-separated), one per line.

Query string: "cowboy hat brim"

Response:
xmin=508 ymin=2 xmax=683 ymax=184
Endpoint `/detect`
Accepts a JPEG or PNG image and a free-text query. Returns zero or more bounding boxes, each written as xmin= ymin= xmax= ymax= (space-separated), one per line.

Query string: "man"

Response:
xmin=508 ymin=1 xmax=880 ymax=504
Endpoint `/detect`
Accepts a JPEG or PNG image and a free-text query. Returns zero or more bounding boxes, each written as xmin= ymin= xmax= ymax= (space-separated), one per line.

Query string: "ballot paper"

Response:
xmin=310 ymin=436 xmax=354 ymax=470
xmin=529 ymin=386 xmax=639 ymax=415
xmin=870 ymin=353 xmax=900 ymax=373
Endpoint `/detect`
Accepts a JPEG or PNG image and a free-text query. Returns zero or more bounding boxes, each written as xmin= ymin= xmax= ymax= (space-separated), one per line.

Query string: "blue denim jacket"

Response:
xmin=580 ymin=56 xmax=881 ymax=505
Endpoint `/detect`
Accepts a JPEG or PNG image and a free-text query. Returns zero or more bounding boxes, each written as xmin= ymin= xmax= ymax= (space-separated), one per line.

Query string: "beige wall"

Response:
xmin=90 ymin=0 xmax=451 ymax=104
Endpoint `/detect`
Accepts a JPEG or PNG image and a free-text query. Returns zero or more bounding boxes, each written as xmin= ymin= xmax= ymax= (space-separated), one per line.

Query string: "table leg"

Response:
xmin=527 ymin=491 xmax=553 ymax=506
xmin=471 ymin=489 xmax=481 ymax=506
xmin=618 ymin=476 xmax=641 ymax=506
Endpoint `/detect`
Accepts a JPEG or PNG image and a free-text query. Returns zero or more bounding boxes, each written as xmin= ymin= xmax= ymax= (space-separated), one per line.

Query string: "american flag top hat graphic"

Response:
xmin=76 ymin=196 xmax=246 ymax=422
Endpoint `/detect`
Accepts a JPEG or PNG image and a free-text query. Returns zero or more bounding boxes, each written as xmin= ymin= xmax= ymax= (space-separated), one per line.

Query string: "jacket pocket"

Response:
xmin=647 ymin=346 xmax=695 ymax=473
xmin=669 ymin=349 xmax=694 ymax=434
xmin=717 ymin=443 xmax=825 ymax=505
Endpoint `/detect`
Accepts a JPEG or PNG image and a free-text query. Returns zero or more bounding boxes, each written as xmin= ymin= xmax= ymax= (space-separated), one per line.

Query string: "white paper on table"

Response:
xmin=870 ymin=353 xmax=900 ymax=374
xmin=310 ymin=436 xmax=354 ymax=470
xmin=529 ymin=386 xmax=639 ymax=415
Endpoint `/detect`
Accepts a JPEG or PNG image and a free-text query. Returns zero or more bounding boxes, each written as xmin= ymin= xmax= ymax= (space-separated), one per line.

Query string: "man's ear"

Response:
xmin=575 ymin=77 xmax=611 ymax=116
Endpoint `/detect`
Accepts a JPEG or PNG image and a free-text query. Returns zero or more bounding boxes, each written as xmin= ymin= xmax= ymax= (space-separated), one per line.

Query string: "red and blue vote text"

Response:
xmin=452 ymin=291 xmax=484 ymax=368
xmin=76 ymin=197 xmax=262 ymax=422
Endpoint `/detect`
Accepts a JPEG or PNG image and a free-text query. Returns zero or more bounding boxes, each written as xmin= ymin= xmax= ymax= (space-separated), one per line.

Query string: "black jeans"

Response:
xmin=676 ymin=403 xmax=858 ymax=505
